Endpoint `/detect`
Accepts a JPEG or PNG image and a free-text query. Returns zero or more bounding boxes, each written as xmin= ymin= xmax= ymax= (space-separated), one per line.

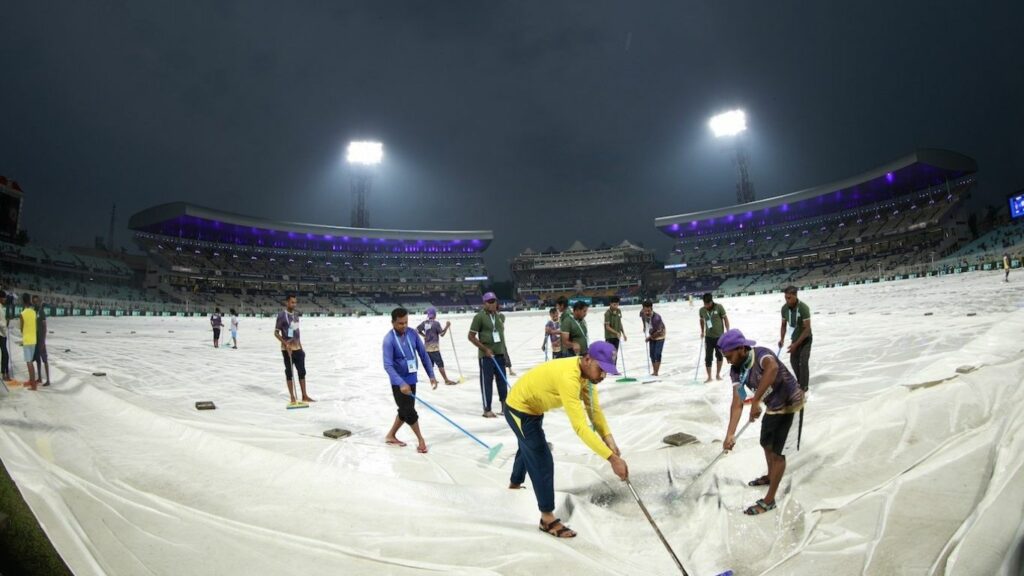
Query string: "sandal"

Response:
xmin=743 ymin=498 xmax=776 ymax=515
xmin=539 ymin=518 xmax=576 ymax=539
xmin=747 ymin=475 xmax=770 ymax=487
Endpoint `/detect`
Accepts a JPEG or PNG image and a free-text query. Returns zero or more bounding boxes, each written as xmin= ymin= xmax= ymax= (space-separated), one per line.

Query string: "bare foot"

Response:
xmin=482 ymin=411 xmax=497 ymax=418
xmin=385 ymin=437 xmax=407 ymax=447
xmin=301 ymin=396 xmax=316 ymax=403
xmin=716 ymin=376 xmax=723 ymax=381
xmin=704 ymin=377 xmax=713 ymax=383
xmin=416 ymin=443 xmax=428 ymax=454
xmin=445 ymin=380 xmax=458 ymax=385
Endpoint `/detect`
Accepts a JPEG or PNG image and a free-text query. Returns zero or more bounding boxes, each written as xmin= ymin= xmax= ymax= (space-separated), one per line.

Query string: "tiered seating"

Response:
xmin=512 ymin=241 xmax=654 ymax=304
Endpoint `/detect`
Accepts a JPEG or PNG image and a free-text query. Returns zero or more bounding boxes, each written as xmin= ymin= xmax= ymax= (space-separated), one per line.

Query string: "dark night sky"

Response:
xmin=2 ymin=1 xmax=1022 ymax=279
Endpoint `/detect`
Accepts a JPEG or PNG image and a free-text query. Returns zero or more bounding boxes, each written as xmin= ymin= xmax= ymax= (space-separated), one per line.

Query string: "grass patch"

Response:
xmin=0 ymin=455 xmax=73 ymax=576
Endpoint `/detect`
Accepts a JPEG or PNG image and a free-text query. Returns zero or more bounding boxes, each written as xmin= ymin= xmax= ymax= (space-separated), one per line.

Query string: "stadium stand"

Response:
xmin=127 ymin=202 xmax=493 ymax=315
xmin=654 ymin=149 xmax=981 ymax=296
xmin=511 ymin=240 xmax=654 ymax=306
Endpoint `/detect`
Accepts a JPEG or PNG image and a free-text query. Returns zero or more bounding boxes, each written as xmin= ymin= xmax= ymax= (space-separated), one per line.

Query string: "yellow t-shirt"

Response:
xmin=506 ymin=357 xmax=613 ymax=459
xmin=21 ymin=308 xmax=37 ymax=346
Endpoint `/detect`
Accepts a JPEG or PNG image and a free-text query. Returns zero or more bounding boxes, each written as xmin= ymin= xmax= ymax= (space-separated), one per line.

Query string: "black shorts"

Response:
xmin=213 ymin=328 xmax=221 ymax=339
xmin=606 ymin=337 xmax=620 ymax=349
xmin=760 ymin=412 xmax=796 ymax=456
xmin=392 ymin=384 xmax=418 ymax=425
xmin=427 ymin=351 xmax=444 ymax=368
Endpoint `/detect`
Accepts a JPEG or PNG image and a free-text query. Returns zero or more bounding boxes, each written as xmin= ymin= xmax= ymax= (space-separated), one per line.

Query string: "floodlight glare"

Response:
xmin=709 ymin=110 xmax=747 ymax=138
xmin=346 ymin=141 xmax=383 ymax=165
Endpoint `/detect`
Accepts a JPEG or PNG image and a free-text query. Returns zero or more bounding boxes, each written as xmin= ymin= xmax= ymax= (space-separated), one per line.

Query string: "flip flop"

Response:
xmin=385 ymin=439 xmax=407 ymax=447
xmin=748 ymin=475 xmax=770 ymax=486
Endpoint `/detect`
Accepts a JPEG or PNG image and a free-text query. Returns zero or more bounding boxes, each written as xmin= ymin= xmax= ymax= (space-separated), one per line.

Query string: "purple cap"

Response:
xmin=717 ymin=329 xmax=756 ymax=352
xmin=482 ymin=292 xmax=497 ymax=302
xmin=426 ymin=307 xmax=436 ymax=318
xmin=587 ymin=341 xmax=621 ymax=375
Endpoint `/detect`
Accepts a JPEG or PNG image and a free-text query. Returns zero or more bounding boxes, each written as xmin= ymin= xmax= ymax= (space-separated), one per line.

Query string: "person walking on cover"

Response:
xmin=699 ymin=293 xmax=730 ymax=382
xmin=19 ymin=293 xmax=38 ymax=390
xmin=468 ymin=292 xmax=508 ymax=418
xmin=719 ymin=329 xmax=804 ymax=515
xmin=274 ymin=295 xmax=315 ymax=406
xmin=384 ymin=307 xmax=437 ymax=453
xmin=778 ymin=286 xmax=812 ymax=392
xmin=31 ymin=295 xmax=50 ymax=386
xmin=604 ymin=296 xmax=626 ymax=350
xmin=416 ymin=307 xmax=458 ymax=385
xmin=229 ymin=308 xmax=239 ymax=349
xmin=505 ymin=341 xmax=629 ymax=537
xmin=553 ymin=296 xmax=571 ymax=358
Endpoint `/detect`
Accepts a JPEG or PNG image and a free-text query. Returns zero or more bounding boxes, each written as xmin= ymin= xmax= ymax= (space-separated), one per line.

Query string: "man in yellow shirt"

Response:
xmin=19 ymin=293 xmax=38 ymax=390
xmin=504 ymin=341 xmax=629 ymax=538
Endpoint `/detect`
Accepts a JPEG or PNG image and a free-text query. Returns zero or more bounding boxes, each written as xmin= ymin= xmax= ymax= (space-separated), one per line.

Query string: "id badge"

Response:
xmin=287 ymin=327 xmax=294 ymax=338
xmin=406 ymin=359 xmax=417 ymax=372
xmin=705 ymin=318 xmax=713 ymax=329
xmin=492 ymin=331 xmax=501 ymax=343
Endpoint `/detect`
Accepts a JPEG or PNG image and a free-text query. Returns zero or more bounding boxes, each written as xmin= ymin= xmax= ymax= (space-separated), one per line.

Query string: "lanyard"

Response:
xmin=736 ymin=350 xmax=756 ymax=400
xmin=392 ymin=330 xmax=414 ymax=360
xmin=572 ymin=317 xmax=588 ymax=336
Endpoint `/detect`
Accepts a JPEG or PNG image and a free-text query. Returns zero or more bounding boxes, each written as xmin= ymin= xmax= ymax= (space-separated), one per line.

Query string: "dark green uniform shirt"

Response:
xmin=700 ymin=303 xmax=727 ymax=338
xmin=469 ymin=310 xmax=507 ymax=358
xmin=604 ymin=307 xmax=624 ymax=339
xmin=781 ymin=301 xmax=812 ymax=341
xmin=560 ymin=314 xmax=590 ymax=354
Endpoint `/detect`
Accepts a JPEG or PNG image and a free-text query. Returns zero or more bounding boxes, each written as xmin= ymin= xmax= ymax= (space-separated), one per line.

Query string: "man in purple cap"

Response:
xmin=719 ymin=328 xmax=804 ymax=515
xmin=416 ymin=307 xmax=457 ymax=385
xmin=504 ymin=341 xmax=629 ymax=538
xmin=468 ymin=292 xmax=508 ymax=417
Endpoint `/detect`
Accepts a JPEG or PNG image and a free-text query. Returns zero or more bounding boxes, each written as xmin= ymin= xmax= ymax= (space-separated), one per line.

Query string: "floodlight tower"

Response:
xmin=709 ymin=109 xmax=755 ymax=204
xmin=346 ymin=141 xmax=383 ymax=228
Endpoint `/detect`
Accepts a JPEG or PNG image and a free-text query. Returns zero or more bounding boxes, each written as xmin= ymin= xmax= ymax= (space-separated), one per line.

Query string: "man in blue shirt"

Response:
xmin=384 ymin=307 xmax=437 ymax=454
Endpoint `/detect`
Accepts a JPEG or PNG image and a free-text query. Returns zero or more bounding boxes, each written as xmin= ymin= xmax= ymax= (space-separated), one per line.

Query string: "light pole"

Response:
xmin=709 ymin=109 xmax=755 ymax=205
xmin=346 ymin=141 xmax=383 ymax=228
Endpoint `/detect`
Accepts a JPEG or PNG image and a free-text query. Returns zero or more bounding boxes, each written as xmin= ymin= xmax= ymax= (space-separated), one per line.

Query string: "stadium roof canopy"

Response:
xmin=655 ymin=148 xmax=977 ymax=239
xmin=129 ymin=202 xmax=493 ymax=253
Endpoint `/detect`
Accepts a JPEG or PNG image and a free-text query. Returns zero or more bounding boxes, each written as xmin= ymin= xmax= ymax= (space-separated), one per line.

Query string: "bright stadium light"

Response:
xmin=346 ymin=141 xmax=383 ymax=165
xmin=709 ymin=109 xmax=747 ymax=138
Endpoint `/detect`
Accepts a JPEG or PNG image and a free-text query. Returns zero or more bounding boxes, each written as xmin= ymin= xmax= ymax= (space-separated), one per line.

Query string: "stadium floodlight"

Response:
xmin=709 ymin=110 xmax=747 ymax=138
xmin=346 ymin=141 xmax=383 ymax=165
